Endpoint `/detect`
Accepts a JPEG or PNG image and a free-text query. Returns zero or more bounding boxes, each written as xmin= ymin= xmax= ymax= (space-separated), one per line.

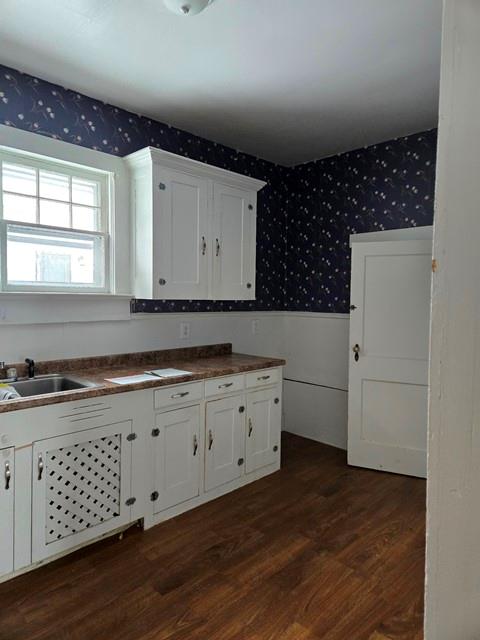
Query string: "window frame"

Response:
xmin=0 ymin=148 xmax=112 ymax=294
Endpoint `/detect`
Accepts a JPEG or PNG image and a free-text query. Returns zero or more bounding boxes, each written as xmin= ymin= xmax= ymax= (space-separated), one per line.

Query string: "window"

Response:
xmin=0 ymin=149 xmax=110 ymax=292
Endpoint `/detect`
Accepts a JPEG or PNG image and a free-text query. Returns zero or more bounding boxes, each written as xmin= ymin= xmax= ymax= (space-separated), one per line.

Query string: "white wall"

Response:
xmin=283 ymin=313 xmax=349 ymax=449
xmin=0 ymin=310 xmax=286 ymax=363
xmin=425 ymin=1 xmax=480 ymax=638
xmin=0 ymin=307 xmax=350 ymax=450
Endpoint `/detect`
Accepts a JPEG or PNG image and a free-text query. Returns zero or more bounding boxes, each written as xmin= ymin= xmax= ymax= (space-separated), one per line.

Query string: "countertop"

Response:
xmin=0 ymin=344 xmax=285 ymax=414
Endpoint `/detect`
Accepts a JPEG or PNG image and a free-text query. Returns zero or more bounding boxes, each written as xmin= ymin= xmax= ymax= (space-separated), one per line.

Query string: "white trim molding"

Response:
xmin=0 ymin=124 xmax=131 ymax=295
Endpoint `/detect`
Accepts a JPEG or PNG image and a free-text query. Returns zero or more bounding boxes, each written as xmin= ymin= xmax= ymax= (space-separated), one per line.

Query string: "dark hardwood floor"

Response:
xmin=0 ymin=433 xmax=426 ymax=640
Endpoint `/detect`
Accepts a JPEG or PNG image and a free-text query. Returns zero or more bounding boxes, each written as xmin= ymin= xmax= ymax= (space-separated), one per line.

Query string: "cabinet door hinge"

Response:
xmin=150 ymin=491 xmax=159 ymax=502
xmin=125 ymin=497 xmax=136 ymax=506
xmin=127 ymin=433 xmax=137 ymax=442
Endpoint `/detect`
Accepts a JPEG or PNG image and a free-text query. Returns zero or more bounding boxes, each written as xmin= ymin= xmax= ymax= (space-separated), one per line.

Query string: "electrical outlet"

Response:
xmin=251 ymin=319 xmax=259 ymax=335
xmin=179 ymin=321 xmax=190 ymax=339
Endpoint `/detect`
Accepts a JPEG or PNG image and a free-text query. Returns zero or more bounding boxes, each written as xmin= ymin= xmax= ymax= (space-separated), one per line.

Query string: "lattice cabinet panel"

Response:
xmin=45 ymin=435 xmax=121 ymax=543
xmin=32 ymin=421 xmax=133 ymax=563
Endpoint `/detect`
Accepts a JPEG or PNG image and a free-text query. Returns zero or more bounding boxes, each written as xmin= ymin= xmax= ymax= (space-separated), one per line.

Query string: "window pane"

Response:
xmin=6 ymin=224 xmax=105 ymax=288
xmin=72 ymin=177 xmax=99 ymax=207
xmin=3 ymin=193 xmax=37 ymax=223
xmin=72 ymin=205 xmax=98 ymax=231
xmin=39 ymin=170 xmax=70 ymax=202
xmin=2 ymin=162 xmax=36 ymax=196
xmin=40 ymin=200 xmax=70 ymax=228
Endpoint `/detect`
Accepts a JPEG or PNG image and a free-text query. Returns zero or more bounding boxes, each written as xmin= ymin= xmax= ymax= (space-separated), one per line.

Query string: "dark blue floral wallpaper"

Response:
xmin=0 ymin=64 xmax=287 ymax=313
xmin=283 ymin=130 xmax=437 ymax=312
xmin=0 ymin=64 xmax=437 ymax=314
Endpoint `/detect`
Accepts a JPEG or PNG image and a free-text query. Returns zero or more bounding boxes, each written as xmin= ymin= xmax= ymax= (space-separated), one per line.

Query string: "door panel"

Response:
xmin=348 ymin=239 xmax=432 ymax=478
xmin=213 ymin=184 xmax=255 ymax=300
xmin=153 ymin=406 xmax=200 ymax=513
xmin=362 ymin=253 xmax=431 ymax=360
xmin=0 ymin=447 xmax=14 ymax=577
xmin=154 ymin=168 xmax=209 ymax=299
xmin=205 ymin=396 xmax=245 ymax=491
xmin=246 ymin=388 xmax=281 ymax=473
xmin=32 ymin=421 xmax=133 ymax=562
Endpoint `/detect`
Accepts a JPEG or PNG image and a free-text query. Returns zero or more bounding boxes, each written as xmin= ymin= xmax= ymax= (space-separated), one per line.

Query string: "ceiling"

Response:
xmin=0 ymin=0 xmax=442 ymax=166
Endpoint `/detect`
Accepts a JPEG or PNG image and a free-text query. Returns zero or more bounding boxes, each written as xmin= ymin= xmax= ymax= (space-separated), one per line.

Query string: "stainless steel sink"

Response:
xmin=10 ymin=374 xmax=101 ymax=398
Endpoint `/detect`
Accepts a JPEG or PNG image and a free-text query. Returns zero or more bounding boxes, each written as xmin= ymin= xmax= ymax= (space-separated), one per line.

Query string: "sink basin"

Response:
xmin=10 ymin=374 xmax=101 ymax=398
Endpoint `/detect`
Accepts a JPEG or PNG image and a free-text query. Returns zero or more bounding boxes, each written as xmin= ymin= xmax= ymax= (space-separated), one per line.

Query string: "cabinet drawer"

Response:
xmin=205 ymin=374 xmax=244 ymax=398
xmin=154 ymin=381 xmax=203 ymax=410
xmin=246 ymin=368 xmax=280 ymax=389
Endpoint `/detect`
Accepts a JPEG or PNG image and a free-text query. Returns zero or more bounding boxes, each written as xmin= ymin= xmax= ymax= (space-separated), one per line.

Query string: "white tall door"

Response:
xmin=0 ymin=447 xmax=14 ymax=577
xmin=348 ymin=239 xmax=432 ymax=478
xmin=154 ymin=168 xmax=209 ymax=299
xmin=246 ymin=388 xmax=281 ymax=473
xmin=153 ymin=406 xmax=201 ymax=513
xmin=205 ymin=396 xmax=245 ymax=491
xmin=212 ymin=183 xmax=255 ymax=300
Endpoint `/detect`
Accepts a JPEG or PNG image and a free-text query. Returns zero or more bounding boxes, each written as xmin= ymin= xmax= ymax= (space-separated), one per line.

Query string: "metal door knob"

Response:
xmin=352 ymin=344 xmax=360 ymax=362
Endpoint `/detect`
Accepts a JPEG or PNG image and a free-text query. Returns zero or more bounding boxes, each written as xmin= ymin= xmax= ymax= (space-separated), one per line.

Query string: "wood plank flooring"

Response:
xmin=0 ymin=433 xmax=426 ymax=640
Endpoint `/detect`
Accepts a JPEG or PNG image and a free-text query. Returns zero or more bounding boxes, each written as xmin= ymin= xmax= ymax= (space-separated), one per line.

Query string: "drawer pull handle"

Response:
xmin=258 ymin=375 xmax=270 ymax=381
xmin=171 ymin=391 xmax=189 ymax=399
xmin=5 ymin=461 xmax=11 ymax=490
xmin=218 ymin=382 xmax=233 ymax=389
xmin=193 ymin=434 xmax=198 ymax=456
xmin=248 ymin=418 xmax=253 ymax=437
xmin=201 ymin=236 xmax=207 ymax=255
xmin=38 ymin=454 xmax=44 ymax=481
xmin=208 ymin=429 xmax=214 ymax=450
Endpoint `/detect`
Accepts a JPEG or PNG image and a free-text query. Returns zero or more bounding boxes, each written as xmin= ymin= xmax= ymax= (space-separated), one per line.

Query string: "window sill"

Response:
xmin=0 ymin=292 xmax=133 ymax=325
xmin=0 ymin=291 xmax=133 ymax=299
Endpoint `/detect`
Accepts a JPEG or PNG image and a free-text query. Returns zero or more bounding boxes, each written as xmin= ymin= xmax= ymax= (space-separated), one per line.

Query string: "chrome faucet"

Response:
xmin=25 ymin=358 xmax=35 ymax=378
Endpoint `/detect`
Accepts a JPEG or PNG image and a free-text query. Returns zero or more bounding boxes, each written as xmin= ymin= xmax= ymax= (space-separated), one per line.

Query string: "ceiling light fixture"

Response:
xmin=163 ymin=0 xmax=212 ymax=16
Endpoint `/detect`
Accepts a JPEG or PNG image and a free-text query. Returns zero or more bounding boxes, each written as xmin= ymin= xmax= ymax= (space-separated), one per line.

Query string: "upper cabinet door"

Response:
xmin=153 ymin=168 xmax=209 ymax=300
xmin=212 ymin=184 xmax=256 ymax=300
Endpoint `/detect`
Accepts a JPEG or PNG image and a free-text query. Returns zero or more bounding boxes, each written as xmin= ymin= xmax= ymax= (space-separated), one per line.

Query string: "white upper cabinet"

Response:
xmin=125 ymin=148 xmax=265 ymax=300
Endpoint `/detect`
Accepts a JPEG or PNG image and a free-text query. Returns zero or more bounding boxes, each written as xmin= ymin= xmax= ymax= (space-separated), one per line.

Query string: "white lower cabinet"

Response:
xmin=205 ymin=395 xmax=246 ymax=491
xmin=31 ymin=420 xmax=134 ymax=563
xmin=246 ymin=388 xmax=281 ymax=473
xmin=152 ymin=405 xmax=201 ymax=513
xmin=0 ymin=367 xmax=283 ymax=582
xmin=0 ymin=447 xmax=14 ymax=577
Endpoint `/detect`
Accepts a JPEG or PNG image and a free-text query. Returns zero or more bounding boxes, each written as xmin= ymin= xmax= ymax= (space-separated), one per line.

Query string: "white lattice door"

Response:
xmin=32 ymin=421 xmax=134 ymax=563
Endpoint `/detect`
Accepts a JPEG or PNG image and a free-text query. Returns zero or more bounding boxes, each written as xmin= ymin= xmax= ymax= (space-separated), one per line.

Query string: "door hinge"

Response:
xmin=150 ymin=491 xmax=159 ymax=502
xmin=432 ymin=258 xmax=438 ymax=273
xmin=151 ymin=428 xmax=160 ymax=437
xmin=126 ymin=433 xmax=137 ymax=442
xmin=126 ymin=497 xmax=136 ymax=506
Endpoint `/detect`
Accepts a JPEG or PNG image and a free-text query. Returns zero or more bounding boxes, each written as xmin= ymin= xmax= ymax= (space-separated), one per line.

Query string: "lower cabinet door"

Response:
xmin=0 ymin=447 xmax=14 ymax=577
xmin=153 ymin=405 xmax=201 ymax=513
xmin=205 ymin=395 xmax=245 ymax=491
xmin=32 ymin=421 xmax=134 ymax=563
xmin=246 ymin=388 xmax=281 ymax=473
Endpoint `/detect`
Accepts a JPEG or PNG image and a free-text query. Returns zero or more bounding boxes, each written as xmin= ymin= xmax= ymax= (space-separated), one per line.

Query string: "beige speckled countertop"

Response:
xmin=0 ymin=344 xmax=285 ymax=414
